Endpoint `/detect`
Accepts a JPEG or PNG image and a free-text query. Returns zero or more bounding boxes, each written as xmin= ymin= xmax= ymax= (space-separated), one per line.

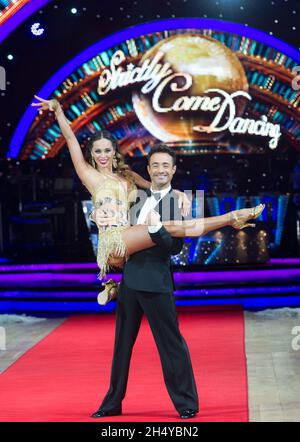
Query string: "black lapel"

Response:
xmin=130 ymin=188 xmax=150 ymax=224
xmin=156 ymin=188 xmax=175 ymax=221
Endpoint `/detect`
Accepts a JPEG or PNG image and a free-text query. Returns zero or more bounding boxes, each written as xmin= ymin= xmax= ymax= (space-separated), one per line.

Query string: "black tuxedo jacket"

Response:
xmin=122 ymin=188 xmax=184 ymax=293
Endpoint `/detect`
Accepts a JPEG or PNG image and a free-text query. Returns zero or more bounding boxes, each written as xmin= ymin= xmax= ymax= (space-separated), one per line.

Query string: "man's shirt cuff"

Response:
xmin=148 ymin=222 xmax=163 ymax=233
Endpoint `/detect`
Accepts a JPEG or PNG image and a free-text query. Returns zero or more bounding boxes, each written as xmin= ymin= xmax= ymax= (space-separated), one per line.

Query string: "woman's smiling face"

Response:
xmin=92 ymin=138 xmax=115 ymax=170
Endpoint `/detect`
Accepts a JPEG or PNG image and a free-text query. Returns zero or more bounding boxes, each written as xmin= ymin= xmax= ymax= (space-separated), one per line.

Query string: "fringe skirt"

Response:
xmin=97 ymin=225 xmax=129 ymax=279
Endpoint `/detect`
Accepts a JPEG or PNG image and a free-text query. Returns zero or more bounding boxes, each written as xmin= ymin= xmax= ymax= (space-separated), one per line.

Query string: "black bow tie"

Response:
xmin=146 ymin=188 xmax=161 ymax=200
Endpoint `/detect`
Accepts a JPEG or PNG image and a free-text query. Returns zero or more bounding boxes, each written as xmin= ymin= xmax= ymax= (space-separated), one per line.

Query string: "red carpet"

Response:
xmin=0 ymin=307 xmax=248 ymax=422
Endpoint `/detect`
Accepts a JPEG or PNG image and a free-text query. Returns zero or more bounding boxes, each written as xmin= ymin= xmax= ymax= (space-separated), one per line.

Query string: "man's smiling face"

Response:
xmin=147 ymin=152 xmax=176 ymax=191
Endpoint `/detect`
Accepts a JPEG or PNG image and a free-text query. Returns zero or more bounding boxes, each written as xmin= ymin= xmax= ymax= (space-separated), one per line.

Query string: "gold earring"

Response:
xmin=112 ymin=155 xmax=117 ymax=169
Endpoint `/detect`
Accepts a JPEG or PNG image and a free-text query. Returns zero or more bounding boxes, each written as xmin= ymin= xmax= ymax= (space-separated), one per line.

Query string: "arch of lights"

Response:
xmin=8 ymin=18 xmax=300 ymax=160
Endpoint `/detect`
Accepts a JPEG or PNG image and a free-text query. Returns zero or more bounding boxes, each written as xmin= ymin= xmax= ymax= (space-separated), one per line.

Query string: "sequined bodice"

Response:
xmin=91 ymin=176 xmax=137 ymax=227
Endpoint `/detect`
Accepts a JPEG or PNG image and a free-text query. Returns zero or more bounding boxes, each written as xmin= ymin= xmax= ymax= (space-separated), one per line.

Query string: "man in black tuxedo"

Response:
xmin=91 ymin=144 xmax=199 ymax=419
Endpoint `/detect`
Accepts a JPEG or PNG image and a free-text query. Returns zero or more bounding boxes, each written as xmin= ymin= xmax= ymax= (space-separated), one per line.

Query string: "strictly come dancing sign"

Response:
xmin=97 ymin=34 xmax=282 ymax=149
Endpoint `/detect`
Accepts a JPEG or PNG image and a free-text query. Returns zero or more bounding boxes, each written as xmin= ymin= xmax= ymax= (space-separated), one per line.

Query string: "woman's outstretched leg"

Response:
xmin=100 ymin=203 xmax=265 ymax=264
xmin=97 ymin=204 xmax=265 ymax=304
xmin=163 ymin=204 xmax=265 ymax=238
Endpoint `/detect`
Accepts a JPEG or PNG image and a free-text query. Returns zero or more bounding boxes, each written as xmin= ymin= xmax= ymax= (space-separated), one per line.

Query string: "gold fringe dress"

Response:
xmin=90 ymin=176 xmax=136 ymax=279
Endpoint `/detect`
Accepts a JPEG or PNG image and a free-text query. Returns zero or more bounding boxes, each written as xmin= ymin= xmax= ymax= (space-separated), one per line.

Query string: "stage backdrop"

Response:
xmin=9 ymin=18 xmax=299 ymax=265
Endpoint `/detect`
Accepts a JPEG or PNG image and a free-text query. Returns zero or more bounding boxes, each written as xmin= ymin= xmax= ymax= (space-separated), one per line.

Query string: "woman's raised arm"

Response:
xmin=31 ymin=96 xmax=96 ymax=189
xmin=128 ymin=170 xmax=151 ymax=189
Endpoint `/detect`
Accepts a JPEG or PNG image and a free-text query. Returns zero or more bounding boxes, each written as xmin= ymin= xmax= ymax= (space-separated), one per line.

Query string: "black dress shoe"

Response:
xmin=179 ymin=409 xmax=198 ymax=419
xmin=91 ymin=407 xmax=121 ymax=418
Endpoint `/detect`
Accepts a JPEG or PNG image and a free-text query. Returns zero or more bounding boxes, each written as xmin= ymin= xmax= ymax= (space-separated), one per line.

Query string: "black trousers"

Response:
xmin=99 ymin=283 xmax=199 ymax=413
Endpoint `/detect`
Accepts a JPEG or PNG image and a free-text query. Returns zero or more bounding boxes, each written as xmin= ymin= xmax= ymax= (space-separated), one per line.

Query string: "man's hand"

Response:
xmin=174 ymin=190 xmax=191 ymax=218
xmin=145 ymin=209 xmax=161 ymax=226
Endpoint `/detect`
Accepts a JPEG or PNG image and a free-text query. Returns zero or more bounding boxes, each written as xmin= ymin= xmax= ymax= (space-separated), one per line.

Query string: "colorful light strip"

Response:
xmin=1 ymin=257 xmax=299 ymax=273
xmin=8 ymin=18 xmax=300 ymax=158
xmin=1 ymin=286 xmax=300 ymax=298
xmin=1 ymin=267 xmax=300 ymax=283
xmin=1 ymin=294 xmax=300 ymax=313
xmin=0 ymin=0 xmax=29 ymax=27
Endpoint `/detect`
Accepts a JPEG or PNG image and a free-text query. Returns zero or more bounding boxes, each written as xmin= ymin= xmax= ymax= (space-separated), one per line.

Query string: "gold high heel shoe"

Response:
xmin=230 ymin=203 xmax=265 ymax=230
xmin=97 ymin=279 xmax=119 ymax=305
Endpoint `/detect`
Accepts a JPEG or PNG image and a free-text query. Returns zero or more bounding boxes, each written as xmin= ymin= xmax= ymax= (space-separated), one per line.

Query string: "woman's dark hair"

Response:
xmin=84 ymin=130 xmax=134 ymax=185
xmin=147 ymin=143 xmax=176 ymax=166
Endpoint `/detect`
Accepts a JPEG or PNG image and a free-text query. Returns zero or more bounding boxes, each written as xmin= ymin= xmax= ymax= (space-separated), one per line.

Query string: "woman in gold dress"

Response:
xmin=32 ymin=96 xmax=265 ymax=302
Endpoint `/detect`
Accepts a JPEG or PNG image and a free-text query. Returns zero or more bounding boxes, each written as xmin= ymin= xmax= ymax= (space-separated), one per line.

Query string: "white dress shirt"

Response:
xmin=137 ymin=185 xmax=171 ymax=233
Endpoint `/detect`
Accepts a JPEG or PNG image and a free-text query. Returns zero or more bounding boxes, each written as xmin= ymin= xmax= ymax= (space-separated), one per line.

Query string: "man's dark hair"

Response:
xmin=147 ymin=143 xmax=176 ymax=166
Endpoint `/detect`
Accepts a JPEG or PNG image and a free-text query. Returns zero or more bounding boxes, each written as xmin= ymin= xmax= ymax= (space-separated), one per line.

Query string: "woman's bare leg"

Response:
xmin=120 ymin=215 xmax=231 ymax=254
xmin=98 ymin=204 xmax=264 ymax=303
xmin=120 ymin=204 xmax=265 ymax=254
xmin=163 ymin=204 xmax=265 ymax=237
xmin=162 ymin=213 xmax=230 ymax=237
xmin=119 ymin=219 xmax=224 ymax=256
xmin=121 ymin=225 xmax=156 ymax=255
xmin=98 ymin=225 xmax=155 ymax=304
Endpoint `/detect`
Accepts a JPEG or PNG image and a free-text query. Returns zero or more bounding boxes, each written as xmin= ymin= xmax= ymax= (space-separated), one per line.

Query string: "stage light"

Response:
xmin=71 ymin=8 xmax=77 ymax=14
xmin=31 ymin=22 xmax=44 ymax=36
xmin=7 ymin=54 xmax=13 ymax=60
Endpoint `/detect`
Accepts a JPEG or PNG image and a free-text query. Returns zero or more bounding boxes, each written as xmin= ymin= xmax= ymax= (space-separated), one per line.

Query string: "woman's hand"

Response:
xmin=32 ymin=95 xmax=89 ymax=180
xmin=31 ymin=95 xmax=61 ymax=113
xmin=174 ymin=190 xmax=191 ymax=218
xmin=90 ymin=208 xmax=117 ymax=227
